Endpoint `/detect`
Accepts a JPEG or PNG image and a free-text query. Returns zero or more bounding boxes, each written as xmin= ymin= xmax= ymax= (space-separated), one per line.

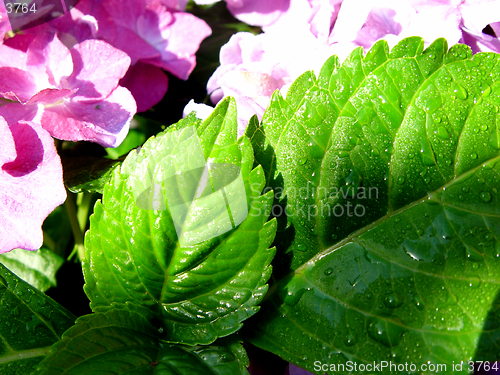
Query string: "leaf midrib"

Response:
xmin=288 ymin=153 xmax=500 ymax=278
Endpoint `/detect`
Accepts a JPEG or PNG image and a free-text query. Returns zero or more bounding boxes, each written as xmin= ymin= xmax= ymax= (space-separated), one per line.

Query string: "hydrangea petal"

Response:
xmin=137 ymin=7 xmax=211 ymax=79
xmin=27 ymin=88 xmax=78 ymax=105
xmin=119 ymin=62 xmax=168 ymax=112
xmin=226 ymin=0 xmax=290 ymax=28
xmin=26 ymin=33 xmax=74 ymax=87
xmin=41 ymin=86 xmax=136 ymax=147
xmin=0 ymin=117 xmax=66 ymax=253
xmin=0 ymin=102 xmax=39 ymax=125
xmin=0 ymin=67 xmax=37 ymax=102
xmin=66 ymin=39 xmax=131 ymax=101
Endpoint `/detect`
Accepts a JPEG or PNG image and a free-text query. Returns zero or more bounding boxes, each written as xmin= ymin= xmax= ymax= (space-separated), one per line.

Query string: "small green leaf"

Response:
xmin=0 ymin=248 xmax=64 ymax=292
xmin=245 ymin=38 xmax=500 ymax=373
xmin=63 ymin=156 xmax=121 ymax=194
xmin=155 ymin=336 xmax=249 ymax=375
xmin=0 ymin=264 xmax=75 ymax=374
xmin=35 ymin=308 xmax=249 ymax=375
xmin=84 ymin=97 xmax=276 ymax=345
xmin=106 ymin=128 xmax=147 ymax=159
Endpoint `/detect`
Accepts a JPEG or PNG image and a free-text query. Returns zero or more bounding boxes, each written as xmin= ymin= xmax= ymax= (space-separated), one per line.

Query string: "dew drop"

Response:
xmin=367 ymin=317 xmax=405 ymax=348
xmin=413 ymin=295 xmax=424 ymax=311
xmin=397 ymin=176 xmax=405 ymax=185
xmin=470 ymin=152 xmax=478 ymax=160
xmin=384 ymin=293 xmax=403 ymax=309
xmin=451 ymin=82 xmax=468 ymax=100
xmin=299 ymin=157 xmax=307 ymax=165
xmin=436 ymin=127 xmax=449 ymax=140
xmin=324 ymin=268 xmax=333 ymax=276
xmin=480 ymin=191 xmax=492 ymax=202
xmin=468 ymin=277 xmax=481 ymax=289
xmin=344 ymin=333 xmax=357 ymax=347
xmin=489 ymin=131 xmax=500 ymax=150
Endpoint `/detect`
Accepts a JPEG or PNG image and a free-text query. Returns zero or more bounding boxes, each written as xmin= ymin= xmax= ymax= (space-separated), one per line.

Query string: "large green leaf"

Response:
xmin=0 ymin=248 xmax=64 ymax=292
xmin=0 ymin=263 xmax=75 ymax=374
xmin=35 ymin=308 xmax=249 ymax=375
xmin=84 ymin=97 xmax=276 ymax=345
xmin=245 ymin=37 xmax=500 ymax=373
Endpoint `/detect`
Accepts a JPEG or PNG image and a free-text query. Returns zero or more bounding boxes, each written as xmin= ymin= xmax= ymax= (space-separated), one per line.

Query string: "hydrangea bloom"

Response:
xmin=197 ymin=0 xmax=500 ymax=134
xmin=198 ymin=27 xmax=343 ymax=134
xmin=72 ymin=0 xmax=211 ymax=111
xmin=0 ymin=33 xmax=136 ymax=147
xmin=332 ymin=0 xmax=500 ymax=53
xmin=0 ymin=116 xmax=66 ymax=253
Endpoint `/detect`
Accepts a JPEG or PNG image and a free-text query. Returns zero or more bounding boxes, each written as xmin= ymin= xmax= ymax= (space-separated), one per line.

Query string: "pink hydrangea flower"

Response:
xmin=0 ymin=116 xmax=66 ymax=253
xmin=95 ymin=0 xmax=211 ymax=80
xmin=193 ymin=0 xmax=290 ymax=28
xmin=203 ymin=0 xmax=500 ymax=135
xmin=200 ymin=29 xmax=344 ymax=133
xmin=0 ymin=33 xmax=136 ymax=147
xmin=68 ymin=0 xmax=211 ymax=111
xmin=331 ymin=0 xmax=500 ymax=53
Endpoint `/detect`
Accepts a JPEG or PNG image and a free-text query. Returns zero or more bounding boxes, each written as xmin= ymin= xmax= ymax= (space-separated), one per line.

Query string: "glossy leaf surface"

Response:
xmin=0 ymin=248 xmax=64 ymax=292
xmin=0 ymin=264 xmax=75 ymax=374
xmin=245 ymin=38 xmax=500 ymax=373
xmin=35 ymin=308 xmax=249 ymax=375
xmin=84 ymin=97 xmax=276 ymax=345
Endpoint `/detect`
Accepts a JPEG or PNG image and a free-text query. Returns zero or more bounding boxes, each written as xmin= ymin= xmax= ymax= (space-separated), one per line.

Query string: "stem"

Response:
xmin=65 ymin=191 xmax=85 ymax=262
xmin=42 ymin=231 xmax=57 ymax=252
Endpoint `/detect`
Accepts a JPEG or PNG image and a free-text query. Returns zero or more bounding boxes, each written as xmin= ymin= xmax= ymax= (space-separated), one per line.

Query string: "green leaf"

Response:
xmin=0 ymin=264 xmax=75 ymax=374
xmin=245 ymin=38 xmax=500 ymax=373
xmin=84 ymin=97 xmax=276 ymax=345
xmin=63 ymin=156 xmax=121 ymax=194
xmin=0 ymin=248 xmax=64 ymax=292
xmin=42 ymin=205 xmax=73 ymax=256
xmin=35 ymin=308 xmax=249 ymax=375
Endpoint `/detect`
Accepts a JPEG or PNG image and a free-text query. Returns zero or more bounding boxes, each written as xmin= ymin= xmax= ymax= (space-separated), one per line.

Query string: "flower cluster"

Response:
xmin=188 ymin=0 xmax=500 ymax=136
xmin=0 ymin=0 xmax=211 ymax=253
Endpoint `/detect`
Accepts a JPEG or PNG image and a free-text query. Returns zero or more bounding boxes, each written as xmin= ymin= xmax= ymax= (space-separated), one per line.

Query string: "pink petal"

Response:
xmin=226 ymin=0 xmax=290 ymax=28
xmin=41 ymin=86 xmax=136 ymax=147
xmin=234 ymin=95 xmax=268 ymax=137
xmin=182 ymin=99 xmax=214 ymax=121
xmin=26 ymin=33 xmax=74 ymax=87
xmin=66 ymin=39 xmax=131 ymax=101
xmin=0 ymin=1 xmax=11 ymax=37
xmin=119 ymin=62 xmax=168 ymax=113
xmin=0 ymin=117 xmax=15 ymax=165
xmin=461 ymin=26 xmax=500 ymax=54
xmin=0 ymin=102 xmax=39 ymax=125
xmin=0 ymin=117 xmax=66 ymax=252
xmin=460 ymin=0 xmax=500 ymax=35
xmin=98 ymin=25 xmax=160 ymax=64
xmin=137 ymin=7 xmax=211 ymax=79
xmin=155 ymin=0 xmax=189 ymax=11
xmin=2 ymin=33 xmax=37 ymax=52
xmin=0 ymin=44 xmax=27 ymax=69
xmin=27 ymin=88 xmax=78 ymax=105
xmin=288 ymin=363 xmax=315 ymax=375
xmin=0 ymin=67 xmax=37 ymax=103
